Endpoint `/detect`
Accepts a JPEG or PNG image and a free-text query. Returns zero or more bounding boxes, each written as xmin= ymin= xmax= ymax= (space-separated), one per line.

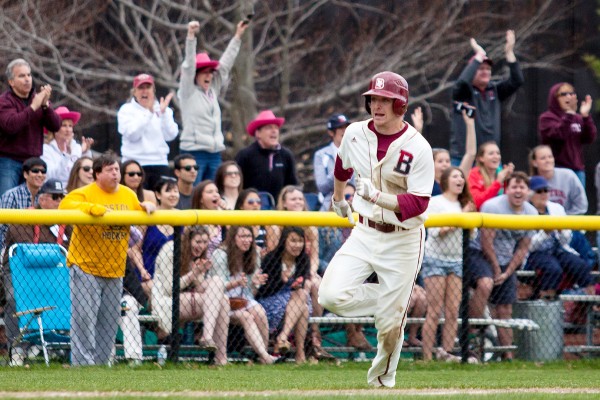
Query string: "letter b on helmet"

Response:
xmin=362 ymin=71 xmax=409 ymax=116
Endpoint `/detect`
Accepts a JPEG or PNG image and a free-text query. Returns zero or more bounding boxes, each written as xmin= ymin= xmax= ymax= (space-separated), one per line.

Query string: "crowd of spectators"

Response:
xmin=0 ymin=24 xmax=598 ymax=367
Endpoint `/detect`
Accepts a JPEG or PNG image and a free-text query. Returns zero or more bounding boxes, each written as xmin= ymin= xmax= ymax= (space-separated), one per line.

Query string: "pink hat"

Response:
xmin=246 ymin=110 xmax=285 ymax=136
xmin=133 ymin=73 xmax=154 ymax=88
xmin=55 ymin=106 xmax=81 ymax=126
xmin=195 ymin=53 xmax=220 ymax=71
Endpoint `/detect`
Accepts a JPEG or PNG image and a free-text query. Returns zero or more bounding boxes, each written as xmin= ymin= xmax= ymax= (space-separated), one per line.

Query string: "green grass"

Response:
xmin=0 ymin=359 xmax=599 ymax=399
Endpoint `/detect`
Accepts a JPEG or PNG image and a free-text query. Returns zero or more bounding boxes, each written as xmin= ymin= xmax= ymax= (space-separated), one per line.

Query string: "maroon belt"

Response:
xmin=358 ymin=216 xmax=406 ymax=233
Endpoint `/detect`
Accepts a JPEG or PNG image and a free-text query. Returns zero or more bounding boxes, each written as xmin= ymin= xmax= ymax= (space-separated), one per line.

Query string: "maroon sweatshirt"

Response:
xmin=538 ymin=82 xmax=597 ymax=172
xmin=0 ymin=87 xmax=61 ymax=162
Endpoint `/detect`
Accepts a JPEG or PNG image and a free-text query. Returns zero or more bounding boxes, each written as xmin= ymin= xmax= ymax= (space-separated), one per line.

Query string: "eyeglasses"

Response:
xmin=535 ymin=188 xmax=549 ymax=194
xmin=344 ymin=193 xmax=354 ymax=200
xmin=180 ymin=165 xmax=199 ymax=171
xmin=81 ymin=166 xmax=92 ymax=172
xmin=225 ymin=171 xmax=240 ymax=176
xmin=126 ymin=172 xmax=143 ymax=177
xmin=29 ymin=168 xmax=47 ymax=174
xmin=247 ymin=199 xmax=262 ymax=205
xmin=51 ymin=194 xmax=65 ymax=201
xmin=558 ymin=92 xmax=576 ymax=97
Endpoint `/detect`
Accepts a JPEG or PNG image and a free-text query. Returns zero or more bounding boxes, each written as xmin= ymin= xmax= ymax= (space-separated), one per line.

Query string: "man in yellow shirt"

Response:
xmin=59 ymin=152 xmax=156 ymax=366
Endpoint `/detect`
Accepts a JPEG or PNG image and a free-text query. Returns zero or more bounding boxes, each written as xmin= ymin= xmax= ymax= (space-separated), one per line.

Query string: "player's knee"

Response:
xmin=318 ymin=285 xmax=342 ymax=312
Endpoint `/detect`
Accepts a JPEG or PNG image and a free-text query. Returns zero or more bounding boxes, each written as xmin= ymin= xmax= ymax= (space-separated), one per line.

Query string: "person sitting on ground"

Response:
xmin=421 ymin=166 xmax=476 ymax=362
xmin=208 ymin=225 xmax=276 ymax=364
xmin=153 ymin=226 xmax=230 ymax=365
xmin=468 ymin=141 xmax=514 ymax=210
xmin=215 ymin=161 xmax=243 ymax=210
xmin=524 ymin=176 xmax=595 ymax=300
xmin=65 ymin=156 xmax=94 ymax=193
xmin=256 ymin=227 xmax=310 ymax=364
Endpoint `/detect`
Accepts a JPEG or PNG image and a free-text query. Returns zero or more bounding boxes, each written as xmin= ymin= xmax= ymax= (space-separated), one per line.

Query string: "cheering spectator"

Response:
xmin=468 ymin=141 xmax=514 ymax=210
xmin=468 ymin=171 xmax=537 ymax=361
xmin=528 ymin=145 xmax=587 ymax=215
xmin=42 ymin=106 xmax=93 ymax=186
xmin=117 ymin=73 xmax=178 ymax=190
xmin=153 ymin=226 xmax=230 ymax=365
xmin=538 ymin=82 xmax=596 ymax=186
xmin=450 ymin=30 xmax=523 ymax=166
xmin=236 ymin=110 xmax=299 ymax=202
xmin=191 ymin=180 xmax=227 ymax=257
xmin=256 ymin=227 xmax=310 ymax=363
xmin=525 ymin=176 xmax=595 ymax=300
xmin=178 ymin=20 xmax=249 ymax=182
xmin=421 ymin=167 xmax=476 ymax=362
xmin=209 ymin=226 xmax=276 ymax=364
xmin=0 ymin=58 xmax=60 ymax=194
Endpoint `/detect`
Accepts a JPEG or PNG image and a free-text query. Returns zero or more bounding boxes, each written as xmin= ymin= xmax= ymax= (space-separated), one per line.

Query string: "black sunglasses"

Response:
xmin=181 ymin=165 xmax=199 ymax=171
xmin=126 ymin=172 xmax=143 ymax=177
xmin=51 ymin=194 xmax=65 ymax=201
xmin=81 ymin=166 xmax=92 ymax=172
xmin=535 ymin=188 xmax=549 ymax=194
xmin=29 ymin=168 xmax=47 ymax=174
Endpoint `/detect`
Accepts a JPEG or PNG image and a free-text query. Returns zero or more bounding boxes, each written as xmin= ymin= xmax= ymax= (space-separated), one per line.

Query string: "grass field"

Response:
xmin=1 ymin=358 xmax=600 ymax=399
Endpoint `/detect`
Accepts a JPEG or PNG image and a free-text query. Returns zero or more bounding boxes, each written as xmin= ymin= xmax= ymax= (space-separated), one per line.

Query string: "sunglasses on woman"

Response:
xmin=247 ymin=198 xmax=262 ymax=205
xmin=81 ymin=166 xmax=92 ymax=172
xmin=126 ymin=171 xmax=143 ymax=177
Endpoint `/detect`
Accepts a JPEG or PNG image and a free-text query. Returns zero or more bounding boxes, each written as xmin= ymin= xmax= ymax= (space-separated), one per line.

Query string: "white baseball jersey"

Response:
xmin=337 ymin=119 xmax=434 ymax=229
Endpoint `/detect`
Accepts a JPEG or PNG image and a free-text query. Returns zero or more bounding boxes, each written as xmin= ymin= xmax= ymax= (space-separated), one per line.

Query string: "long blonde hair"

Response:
xmin=475 ymin=141 xmax=498 ymax=188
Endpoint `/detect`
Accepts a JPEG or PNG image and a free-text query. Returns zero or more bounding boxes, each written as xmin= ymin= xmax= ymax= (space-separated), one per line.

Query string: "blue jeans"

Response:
xmin=0 ymin=157 xmax=23 ymax=196
xmin=189 ymin=150 xmax=222 ymax=184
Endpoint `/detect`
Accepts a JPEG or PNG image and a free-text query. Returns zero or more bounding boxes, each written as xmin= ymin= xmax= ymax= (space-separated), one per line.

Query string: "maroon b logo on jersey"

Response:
xmin=395 ymin=150 xmax=413 ymax=174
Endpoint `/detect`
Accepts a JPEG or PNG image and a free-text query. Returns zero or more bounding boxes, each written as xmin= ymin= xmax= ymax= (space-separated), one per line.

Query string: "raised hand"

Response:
xmin=187 ymin=20 xmax=200 ymax=38
xmin=470 ymin=38 xmax=486 ymax=57
xmin=580 ymin=95 xmax=593 ymax=118
xmin=235 ymin=20 xmax=249 ymax=39
xmin=81 ymin=136 xmax=95 ymax=153
xmin=159 ymin=92 xmax=174 ymax=114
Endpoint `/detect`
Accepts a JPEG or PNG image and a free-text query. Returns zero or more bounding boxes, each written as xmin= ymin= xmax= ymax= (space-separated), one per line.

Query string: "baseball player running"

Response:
xmin=318 ymin=71 xmax=434 ymax=387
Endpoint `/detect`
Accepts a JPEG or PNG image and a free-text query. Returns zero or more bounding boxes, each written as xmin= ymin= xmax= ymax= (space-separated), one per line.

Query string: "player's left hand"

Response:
xmin=332 ymin=199 xmax=355 ymax=225
xmin=356 ymin=176 xmax=380 ymax=203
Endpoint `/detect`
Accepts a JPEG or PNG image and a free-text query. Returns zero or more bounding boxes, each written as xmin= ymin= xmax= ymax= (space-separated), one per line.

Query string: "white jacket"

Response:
xmin=42 ymin=139 xmax=92 ymax=186
xmin=117 ymin=98 xmax=179 ymax=166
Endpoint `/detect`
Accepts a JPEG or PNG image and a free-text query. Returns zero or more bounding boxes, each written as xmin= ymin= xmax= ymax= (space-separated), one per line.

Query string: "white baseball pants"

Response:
xmin=319 ymin=224 xmax=425 ymax=387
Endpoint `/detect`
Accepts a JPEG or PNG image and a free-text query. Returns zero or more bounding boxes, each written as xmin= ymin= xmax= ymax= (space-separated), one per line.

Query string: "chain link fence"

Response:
xmin=0 ymin=214 xmax=599 ymax=366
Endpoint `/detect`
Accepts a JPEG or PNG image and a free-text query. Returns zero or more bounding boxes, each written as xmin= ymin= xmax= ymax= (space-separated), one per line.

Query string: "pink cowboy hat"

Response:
xmin=195 ymin=53 xmax=220 ymax=71
xmin=246 ymin=110 xmax=285 ymax=136
xmin=55 ymin=106 xmax=81 ymax=126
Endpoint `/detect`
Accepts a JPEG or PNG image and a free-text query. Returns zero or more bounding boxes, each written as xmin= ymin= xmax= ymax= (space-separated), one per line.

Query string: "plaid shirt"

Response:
xmin=0 ymin=183 xmax=38 ymax=249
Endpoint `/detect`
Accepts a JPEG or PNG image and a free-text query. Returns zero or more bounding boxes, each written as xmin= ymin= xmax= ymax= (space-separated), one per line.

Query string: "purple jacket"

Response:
xmin=538 ymin=83 xmax=597 ymax=171
xmin=0 ymin=87 xmax=61 ymax=162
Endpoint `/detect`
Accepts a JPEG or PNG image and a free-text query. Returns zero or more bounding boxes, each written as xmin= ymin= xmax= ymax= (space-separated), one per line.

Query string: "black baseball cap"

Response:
xmin=39 ymin=179 xmax=67 ymax=195
xmin=326 ymin=113 xmax=351 ymax=130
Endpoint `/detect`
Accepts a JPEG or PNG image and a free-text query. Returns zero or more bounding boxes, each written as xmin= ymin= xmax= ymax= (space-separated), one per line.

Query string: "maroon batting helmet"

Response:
xmin=363 ymin=71 xmax=409 ymax=116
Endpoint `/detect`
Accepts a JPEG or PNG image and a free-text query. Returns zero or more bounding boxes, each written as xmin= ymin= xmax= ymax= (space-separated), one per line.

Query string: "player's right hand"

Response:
xmin=332 ymin=199 xmax=355 ymax=225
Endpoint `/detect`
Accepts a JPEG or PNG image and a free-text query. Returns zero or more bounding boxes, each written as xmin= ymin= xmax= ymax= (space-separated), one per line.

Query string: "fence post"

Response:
xmin=169 ymin=226 xmax=181 ymax=362
xmin=459 ymin=228 xmax=470 ymax=362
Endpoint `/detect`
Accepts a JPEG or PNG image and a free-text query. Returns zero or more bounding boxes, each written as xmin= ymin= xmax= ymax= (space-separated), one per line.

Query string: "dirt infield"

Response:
xmin=2 ymin=388 xmax=600 ymax=398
